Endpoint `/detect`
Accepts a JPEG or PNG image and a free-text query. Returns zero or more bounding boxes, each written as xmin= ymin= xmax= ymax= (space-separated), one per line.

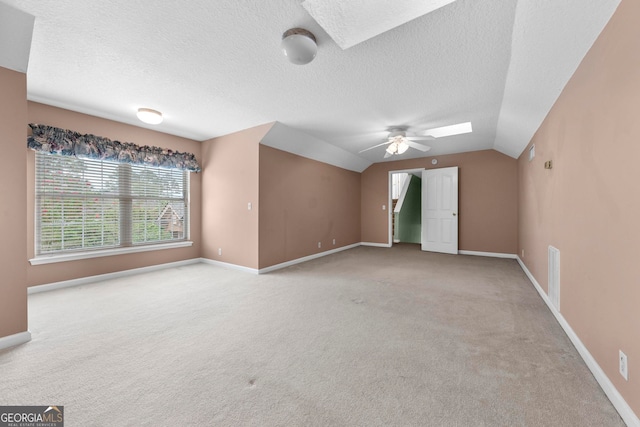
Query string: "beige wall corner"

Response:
xmin=0 ymin=67 xmax=28 ymax=338
xmin=201 ymin=123 xmax=273 ymax=269
xmin=258 ymin=145 xmax=361 ymax=269
xmin=361 ymin=150 xmax=518 ymax=254
xmin=26 ymin=102 xmax=202 ymax=286
xmin=518 ymin=0 xmax=639 ymax=418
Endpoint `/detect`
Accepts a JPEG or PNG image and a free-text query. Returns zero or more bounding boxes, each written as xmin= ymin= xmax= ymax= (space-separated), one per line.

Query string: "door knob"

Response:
xmin=453 ymin=213 xmax=457 ymax=216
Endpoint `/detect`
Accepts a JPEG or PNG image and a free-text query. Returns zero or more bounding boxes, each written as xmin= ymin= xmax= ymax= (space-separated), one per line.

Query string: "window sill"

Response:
xmin=29 ymin=241 xmax=194 ymax=265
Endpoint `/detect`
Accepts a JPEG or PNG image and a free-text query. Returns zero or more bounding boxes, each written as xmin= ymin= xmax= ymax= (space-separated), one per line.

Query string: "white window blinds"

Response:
xmin=35 ymin=152 xmax=189 ymax=255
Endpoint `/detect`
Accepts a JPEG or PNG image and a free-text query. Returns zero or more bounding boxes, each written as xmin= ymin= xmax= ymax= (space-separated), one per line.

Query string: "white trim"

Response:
xmin=459 ymin=250 xmax=517 ymax=259
xmin=29 ymin=241 xmax=194 ymax=265
xmin=199 ymin=258 xmax=259 ymax=275
xmin=28 ymin=258 xmax=201 ymax=294
xmin=0 ymin=331 xmax=32 ymax=350
xmin=258 ymin=243 xmax=361 ymax=274
xmin=361 ymin=242 xmax=392 ymax=248
xmin=517 ymin=257 xmax=640 ymax=427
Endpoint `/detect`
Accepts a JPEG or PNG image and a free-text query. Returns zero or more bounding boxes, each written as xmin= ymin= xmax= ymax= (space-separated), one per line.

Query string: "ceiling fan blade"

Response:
xmin=406 ymin=135 xmax=435 ymax=141
xmin=404 ymin=140 xmax=431 ymax=152
xmin=383 ymin=151 xmax=393 ymax=159
xmin=358 ymin=140 xmax=391 ymax=153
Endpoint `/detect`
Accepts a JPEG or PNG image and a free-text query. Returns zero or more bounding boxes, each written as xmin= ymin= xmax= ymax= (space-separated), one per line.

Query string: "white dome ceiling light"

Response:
xmin=137 ymin=108 xmax=163 ymax=125
xmin=281 ymin=28 xmax=317 ymax=65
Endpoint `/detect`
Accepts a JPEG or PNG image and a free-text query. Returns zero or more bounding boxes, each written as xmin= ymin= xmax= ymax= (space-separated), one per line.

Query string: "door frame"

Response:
xmin=387 ymin=168 xmax=425 ymax=246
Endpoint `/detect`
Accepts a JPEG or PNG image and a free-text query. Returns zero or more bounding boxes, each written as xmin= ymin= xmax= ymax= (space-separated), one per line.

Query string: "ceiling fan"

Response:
xmin=358 ymin=122 xmax=472 ymax=158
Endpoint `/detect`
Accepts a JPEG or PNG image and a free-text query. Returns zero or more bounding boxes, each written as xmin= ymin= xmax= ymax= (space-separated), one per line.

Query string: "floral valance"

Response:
xmin=27 ymin=124 xmax=201 ymax=172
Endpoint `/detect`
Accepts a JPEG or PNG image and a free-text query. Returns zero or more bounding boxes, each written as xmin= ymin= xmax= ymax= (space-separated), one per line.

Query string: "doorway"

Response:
xmin=388 ymin=169 xmax=424 ymax=247
xmin=388 ymin=166 xmax=459 ymax=254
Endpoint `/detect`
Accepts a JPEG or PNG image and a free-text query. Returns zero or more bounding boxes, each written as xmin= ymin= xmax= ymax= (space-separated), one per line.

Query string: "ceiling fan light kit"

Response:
xmin=386 ymin=136 xmax=409 ymax=156
xmin=281 ymin=28 xmax=317 ymax=65
xmin=396 ymin=140 xmax=410 ymax=154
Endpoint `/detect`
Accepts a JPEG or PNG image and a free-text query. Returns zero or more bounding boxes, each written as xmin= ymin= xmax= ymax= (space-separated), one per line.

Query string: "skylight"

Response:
xmin=425 ymin=122 xmax=472 ymax=138
xmin=301 ymin=0 xmax=458 ymax=49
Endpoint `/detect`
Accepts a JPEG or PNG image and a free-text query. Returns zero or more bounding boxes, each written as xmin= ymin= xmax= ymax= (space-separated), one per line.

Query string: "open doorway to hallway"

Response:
xmin=389 ymin=169 xmax=423 ymax=248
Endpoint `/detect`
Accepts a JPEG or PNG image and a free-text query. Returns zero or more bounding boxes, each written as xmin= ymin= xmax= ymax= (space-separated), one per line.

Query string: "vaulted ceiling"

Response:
xmin=0 ymin=0 xmax=621 ymax=168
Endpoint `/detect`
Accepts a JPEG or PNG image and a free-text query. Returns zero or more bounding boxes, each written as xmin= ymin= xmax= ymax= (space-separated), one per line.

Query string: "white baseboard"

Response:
xmin=28 ymin=243 xmax=362 ymax=292
xmin=199 ymin=258 xmax=259 ymax=275
xmin=517 ymin=257 xmax=639 ymax=427
xmin=258 ymin=243 xmax=361 ymax=274
xmin=361 ymin=242 xmax=392 ymax=248
xmin=459 ymin=250 xmax=517 ymax=259
xmin=0 ymin=330 xmax=32 ymax=351
xmin=28 ymin=258 xmax=202 ymax=294
xmin=200 ymin=243 xmax=361 ymax=274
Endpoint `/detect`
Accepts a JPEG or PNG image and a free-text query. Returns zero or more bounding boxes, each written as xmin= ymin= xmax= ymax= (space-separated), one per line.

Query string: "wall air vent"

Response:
xmin=548 ymin=246 xmax=560 ymax=311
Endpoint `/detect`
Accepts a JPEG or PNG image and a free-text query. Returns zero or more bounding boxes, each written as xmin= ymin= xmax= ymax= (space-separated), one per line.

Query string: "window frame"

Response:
xmin=30 ymin=152 xmax=193 ymax=265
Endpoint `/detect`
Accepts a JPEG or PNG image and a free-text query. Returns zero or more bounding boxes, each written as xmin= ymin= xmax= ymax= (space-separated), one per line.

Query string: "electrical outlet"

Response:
xmin=333 ymin=238 xmax=336 ymax=245
xmin=318 ymin=242 xmax=321 ymax=249
xmin=382 ymin=205 xmax=386 ymax=210
xmin=218 ymin=248 xmax=222 ymax=256
xmin=620 ymin=350 xmax=628 ymax=381
xmin=247 ymin=202 xmax=252 ymax=210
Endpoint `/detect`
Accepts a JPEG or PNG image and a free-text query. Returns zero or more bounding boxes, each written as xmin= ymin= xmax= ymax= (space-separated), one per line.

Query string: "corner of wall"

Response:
xmin=200 ymin=124 xmax=273 ymax=269
xmin=0 ymin=66 xmax=28 ymax=338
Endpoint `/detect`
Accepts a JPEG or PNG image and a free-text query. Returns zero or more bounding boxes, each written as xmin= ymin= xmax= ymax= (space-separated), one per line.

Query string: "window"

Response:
xmin=35 ymin=152 xmax=189 ymax=256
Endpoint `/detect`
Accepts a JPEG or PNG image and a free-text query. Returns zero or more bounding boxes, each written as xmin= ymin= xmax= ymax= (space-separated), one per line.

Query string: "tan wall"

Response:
xmin=518 ymin=0 xmax=639 ymax=414
xmin=0 ymin=67 xmax=28 ymax=338
xmin=26 ymin=102 xmax=202 ymax=286
xmin=361 ymin=150 xmax=518 ymax=254
xmin=258 ymin=145 xmax=361 ymax=268
xmin=201 ymin=124 xmax=273 ymax=269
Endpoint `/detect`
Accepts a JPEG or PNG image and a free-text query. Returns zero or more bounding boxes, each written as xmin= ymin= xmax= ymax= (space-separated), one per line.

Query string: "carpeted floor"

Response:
xmin=0 ymin=245 xmax=624 ymax=426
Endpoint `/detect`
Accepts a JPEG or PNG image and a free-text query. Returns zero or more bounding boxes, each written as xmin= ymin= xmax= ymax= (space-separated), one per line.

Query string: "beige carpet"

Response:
xmin=0 ymin=245 xmax=624 ymax=426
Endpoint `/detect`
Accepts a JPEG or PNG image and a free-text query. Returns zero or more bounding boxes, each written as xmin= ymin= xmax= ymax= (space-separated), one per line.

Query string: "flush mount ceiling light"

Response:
xmin=136 ymin=108 xmax=163 ymax=125
xmin=281 ymin=28 xmax=317 ymax=65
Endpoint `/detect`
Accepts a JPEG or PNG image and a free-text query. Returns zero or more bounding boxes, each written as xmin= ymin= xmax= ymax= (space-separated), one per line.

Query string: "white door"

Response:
xmin=421 ymin=167 xmax=458 ymax=254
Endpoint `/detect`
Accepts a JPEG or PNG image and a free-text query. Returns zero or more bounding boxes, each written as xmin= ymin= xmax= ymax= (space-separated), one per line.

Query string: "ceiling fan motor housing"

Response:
xmin=388 ymin=129 xmax=406 ymax=139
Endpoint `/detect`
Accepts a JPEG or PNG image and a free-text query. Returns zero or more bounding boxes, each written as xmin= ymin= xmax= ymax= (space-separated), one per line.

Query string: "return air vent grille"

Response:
xmin=548 ymin=246 xmax=560 ymax=311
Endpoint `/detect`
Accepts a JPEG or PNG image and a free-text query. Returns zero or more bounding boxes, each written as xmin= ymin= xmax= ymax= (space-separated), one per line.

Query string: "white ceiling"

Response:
xmin=301 ymin=0 xmax=458 ymax=50
xmin=0 ymin=0 xmax=621 ymax=167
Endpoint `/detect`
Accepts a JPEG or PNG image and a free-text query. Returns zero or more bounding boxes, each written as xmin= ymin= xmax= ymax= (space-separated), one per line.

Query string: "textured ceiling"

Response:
xmin=0 ymin=0 xmax=621 ymax=166
xmin=301 ymin=0 xmax=457 ymax=49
